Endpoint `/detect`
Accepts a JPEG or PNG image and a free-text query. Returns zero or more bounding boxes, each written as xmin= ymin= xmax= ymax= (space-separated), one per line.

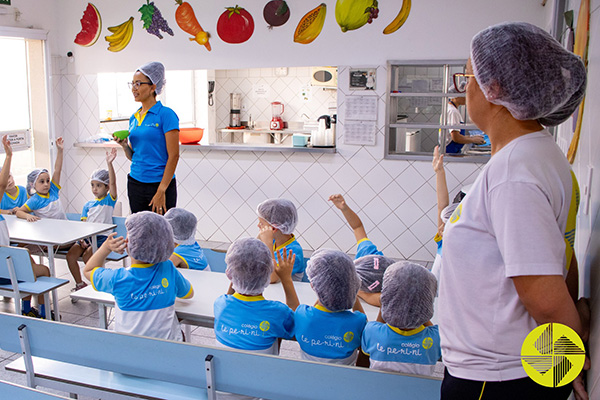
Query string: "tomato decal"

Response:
xmin=217 ymin=5 xmax=254 ymax=44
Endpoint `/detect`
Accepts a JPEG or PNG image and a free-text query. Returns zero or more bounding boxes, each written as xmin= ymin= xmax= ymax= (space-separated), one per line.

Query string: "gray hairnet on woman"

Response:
xmin=438 ymin=22 xmax=587 ymax=400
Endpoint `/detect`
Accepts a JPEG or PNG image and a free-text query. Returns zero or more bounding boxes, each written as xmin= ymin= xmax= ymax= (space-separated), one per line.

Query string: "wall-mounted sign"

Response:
xmin=0 ymin=1 xmax=11 ymax=5
xmin=0 ymin=130 xmax=31 ymax=152
xmin=349 ymin=68 xmax=376 ymax=91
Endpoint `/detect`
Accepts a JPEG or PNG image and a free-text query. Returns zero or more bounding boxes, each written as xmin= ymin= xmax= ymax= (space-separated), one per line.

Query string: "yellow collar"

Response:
xmin=5 ymin=186 xmax=20 ymax=200
xmin=134 ymin=108 xmax=150 ymax=126
xmin=387 ymin=324 xmax=425 ymax=336
xmin=130 ymin=263 xmax=154 ymax=268
xmin=95 ymin=195 xmax=107 ymax=201
xmin=314 ymin=304 xmax=332 ymax=313
xmin=233 ymin=293 xmax=265 ymax=302
xmin=274 ymin=235 xmax=295 ymax=252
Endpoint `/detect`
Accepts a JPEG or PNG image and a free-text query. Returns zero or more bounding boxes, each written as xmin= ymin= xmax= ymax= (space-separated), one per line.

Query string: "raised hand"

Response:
xmin=274 ymin=248 xmax=296 ymax=281
xmin=258 ymin=224 xmax=274 ymax=247
xmin=104 ymin=232 xmax=127 ymax=254
xmin=2 ymin=135 xmax=12 ymax=157
xmin=106 ymin=148 xmax=117 ymax=163
xmin=432 ymin=146 xmax=444 ymax=173
xmin=328 ymin=194 xmax=347 ymax=210
xmin=55 ymin=137 xmax=64 ymax=151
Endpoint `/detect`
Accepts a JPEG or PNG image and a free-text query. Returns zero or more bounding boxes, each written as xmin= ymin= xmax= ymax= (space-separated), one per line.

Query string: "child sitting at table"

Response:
xmin=164 ymin=207 xmax=209 ymax=271
xmin=214 ymin=237 xmax=296 ymax=355
xmin=66 ymin=149 xmax=118 ymax=295
xmin=256 ymin=198 xmax=305 ymax=282
xmin=0 ymin=136 xmax=51 ymax=318
xmin=0 ymin=171 xmax=27 ymax=214
xmin=329 ymin=194 xmax=393 ymax=307
xmin=293 ymin=249 xmax=367 ymax=365
xmin=83 ymin=211 xmax=194 ymax=340
xmin=359 ymin=261 xmax=440 ymax=376
xmin=16 ymin=137 xmax=66 ymax=222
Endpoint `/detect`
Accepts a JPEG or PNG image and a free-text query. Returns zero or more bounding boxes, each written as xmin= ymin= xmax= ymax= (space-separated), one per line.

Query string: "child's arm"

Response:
xmin=258 ymin=225 xmax=280 ymax=283
xmin=0 ymin=136 xmax=13 ymax=196
xmin=275 ymin=248 xmax=299 ymax=311
xmin=226 ymin=282 xmax=235 ymax=295
xmin=52 ymin=137 xmax=64 ymax=186
xmin=15 ymin=206 xmax=39 ymax=222
xmin=357 ymin=291 xmax=382 ymax=308
xmin=433 ymin=146 xmax=449 ymax=235
xmin=106 ymin=148 xmax=117 ymax=199
xmin=352 ymin=297 xmax=366 ymax=315
xmin=328 ymin=194 xmax=367 ymax=242
xmin=83 ymin=232 xmax=126 ymax=281
xmin=169 ymin=253 xmax=184 ymax=268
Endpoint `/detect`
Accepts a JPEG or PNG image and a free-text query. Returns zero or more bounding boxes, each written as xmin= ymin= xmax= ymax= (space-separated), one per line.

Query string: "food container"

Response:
xmin=243 ymin=132 xmax=271 ymax=144
xmin=179 ymin=128 xmax=204 ymax=144
xmin=292 ymin=134 xmax=310 ymax=147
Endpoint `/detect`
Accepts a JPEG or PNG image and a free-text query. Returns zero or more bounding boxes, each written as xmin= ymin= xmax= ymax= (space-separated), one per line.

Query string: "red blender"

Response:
xmin=270 ymin=102 xmax=284 ymax=130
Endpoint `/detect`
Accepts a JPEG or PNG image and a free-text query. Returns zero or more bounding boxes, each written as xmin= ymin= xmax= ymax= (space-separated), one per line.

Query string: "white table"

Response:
xmin=5 ymin=215 xmax=116 ymax=320
xmin=71 ymin=270 xmax=381 ymax=330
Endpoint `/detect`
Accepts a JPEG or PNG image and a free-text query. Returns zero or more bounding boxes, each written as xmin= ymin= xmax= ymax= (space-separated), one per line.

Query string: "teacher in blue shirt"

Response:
xmin=114 ymin=62 xmax=179 ymax=215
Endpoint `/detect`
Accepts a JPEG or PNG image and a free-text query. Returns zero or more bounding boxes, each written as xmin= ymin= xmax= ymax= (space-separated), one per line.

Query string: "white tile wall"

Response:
xmin=52 ymin=67 xmax=485 ymax=263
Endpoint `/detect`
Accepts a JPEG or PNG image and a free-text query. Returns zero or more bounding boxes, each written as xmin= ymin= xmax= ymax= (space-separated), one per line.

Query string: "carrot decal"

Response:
xmin=175 ymin=0 xmax=211 ymax=51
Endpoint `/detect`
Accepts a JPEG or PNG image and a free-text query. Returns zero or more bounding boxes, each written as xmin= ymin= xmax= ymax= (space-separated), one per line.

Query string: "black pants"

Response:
xmin=441 ymin=369 xmax=573 ymax=400
xmin=127 ymin=174 xmax=177 ymax=214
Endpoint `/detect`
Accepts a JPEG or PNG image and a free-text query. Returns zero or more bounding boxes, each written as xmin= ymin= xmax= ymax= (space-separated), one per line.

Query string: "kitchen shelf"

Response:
xmin=73 ymin=142 xmax=336 ymax=154
xmin=100 ymin=118 xmax=129 ymax=123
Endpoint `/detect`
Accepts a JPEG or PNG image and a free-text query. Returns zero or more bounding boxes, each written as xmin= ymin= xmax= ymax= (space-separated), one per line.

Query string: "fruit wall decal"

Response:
xmin=175 ymin=0 xmax=211 ymax=50
xmin=383 ymin=0 xmax=411 ymax=34
xmin=217 ymin=5 xmax=255 ymax=44
xmin=74 ymin=3 xmax=102 ymax=47
xmin=139 ymin=0 xmax=173 ymax=39
xmin=105 ymin=17 xmax=134 ymax=52
xmin=294 ymin=3 xmax=326 ymax=44
xmin=263 ymin=0 xmax=290 ymax=29
xmin=335 ymin=0 xmax=378 ymax=32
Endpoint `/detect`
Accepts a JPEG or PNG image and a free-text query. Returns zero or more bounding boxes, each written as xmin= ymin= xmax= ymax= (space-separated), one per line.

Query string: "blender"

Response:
xmin=229 ymin=93 xmax=241 ymax=128
xmin=270 ymin=102 xmax=284 ymax=130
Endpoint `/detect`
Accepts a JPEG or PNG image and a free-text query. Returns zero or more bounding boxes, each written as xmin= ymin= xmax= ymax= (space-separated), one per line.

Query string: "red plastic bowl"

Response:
xmin=179 ymin=128 xmax=204 ymax=144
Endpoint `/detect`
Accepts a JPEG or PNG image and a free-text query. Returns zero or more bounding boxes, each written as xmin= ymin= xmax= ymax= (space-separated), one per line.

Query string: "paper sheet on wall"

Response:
xmin=344 ymin=96 xmax=378 ymax=145
xmin=344 ymin=120 xmax=377 ymax=145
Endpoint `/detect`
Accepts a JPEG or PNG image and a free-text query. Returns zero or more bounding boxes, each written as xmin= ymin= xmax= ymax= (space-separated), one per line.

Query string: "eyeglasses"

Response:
xmin=128 ymin=81 xmax=153 ymax=90
xmin=453 ymin=73 xmax=475 ymax=93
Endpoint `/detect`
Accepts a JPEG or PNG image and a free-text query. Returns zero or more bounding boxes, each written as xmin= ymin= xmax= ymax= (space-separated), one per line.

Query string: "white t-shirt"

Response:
xmin=445 ymin=103 xmax=462 ymax=145
xmin=438 ymin=130 xmax=579 ymax=382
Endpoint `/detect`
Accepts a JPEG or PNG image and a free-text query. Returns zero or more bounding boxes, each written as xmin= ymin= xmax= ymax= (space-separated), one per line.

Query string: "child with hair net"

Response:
xmin=359 ymin=261 xmax=440 ymax=375
xmin=329 ymin=194 xmax=394 ymax=306
xmin=83 ymin=212 xmax=194 ymax=340
xmin=0 ymin=136 xmax=51 ymax=319
xmin=0 ymin=169 xmax=27 ymax=215
xmin=256 ymin=198 xmax=305 ymax=282
xmin=292 ymin=249 xmax=367 ymax=365
xmin=67 ymin=149 xmax=118 ymax=297
xmin=214 ymin=237 xmax=296 ymax=356
xmin=164 ymin=207 xmax=209 ymax=271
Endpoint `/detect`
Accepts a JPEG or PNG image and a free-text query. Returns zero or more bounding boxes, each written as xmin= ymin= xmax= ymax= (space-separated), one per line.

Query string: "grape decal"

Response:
xmin=139 ymin=0 xmax=174 ymax=39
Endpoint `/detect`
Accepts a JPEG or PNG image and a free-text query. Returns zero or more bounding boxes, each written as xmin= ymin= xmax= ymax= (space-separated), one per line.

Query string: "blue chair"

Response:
xmin=203 ymin=248 xmax=227 ymax=273
xmin=301 ymin=257 xmax=310 ymax=282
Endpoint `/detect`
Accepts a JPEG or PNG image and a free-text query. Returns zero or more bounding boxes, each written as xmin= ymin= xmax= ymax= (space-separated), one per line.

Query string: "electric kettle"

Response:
xmin=311 ymin=115 xmax=335 ymax=147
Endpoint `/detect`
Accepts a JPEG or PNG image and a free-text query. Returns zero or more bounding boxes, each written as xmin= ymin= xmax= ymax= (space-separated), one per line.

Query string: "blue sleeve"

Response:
xmin=174 ymin=268 xmax=193 ymax=299
xmin=361 ymin=322 xmax=375 ymax=355
xmin=356 ymin=239 xmax=384 ymax=259
xmin=277 ymin=306 xmax=295 ymax=340
xmin=50 ymin=181 xmax=60 ymax=195
xmin=24 ymin=195 xmax=41 ymax=211
xmin=161 ymin=107 xmax=179 ymax=134
xmin=108 ymin=194 xmax=117 ymax=205
xmin=81 ymin=202 xmax=91 ymax=220
xmin=91 ymin=267 xmax=116 ymax=294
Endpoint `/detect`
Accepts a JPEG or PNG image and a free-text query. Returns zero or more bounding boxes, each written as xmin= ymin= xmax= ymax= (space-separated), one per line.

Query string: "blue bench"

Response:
xmin=0 ymin=381 xmax=69 ymax=399
xmin=0 ymin=312 xmax=441 ymax=400
xmin=0 ymin=246 xmax=68 ymax=319
xmin=203 ymin=248 xmax=227 ymax=272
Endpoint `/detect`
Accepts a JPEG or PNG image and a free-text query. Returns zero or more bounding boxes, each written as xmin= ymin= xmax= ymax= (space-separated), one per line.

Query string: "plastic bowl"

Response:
xmin=179 ymin=128 xmax=204 ymax=144
xmin=113 ymin=130 xmax=130 ymax=140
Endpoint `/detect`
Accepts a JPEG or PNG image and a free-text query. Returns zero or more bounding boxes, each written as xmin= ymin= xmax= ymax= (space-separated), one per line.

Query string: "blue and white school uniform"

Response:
xmin=90 ymin=260 xmax=193 ymax=341
xmin=0 ymin=216 xmax=10 ymax=246
xmin=214 ymin=293 xmax=294 ymax=354
xmin=294 ymin=304 xmax=367 ymax=365
xmin=23 ymin=181 xmax=66 ymax=220
xmin=173 ymin=242 xmax=210 ymax=271
xmin=430 ymin=233 xmax=443 ymax=285
xmin=129 ymin=101 xmax=179 ymax=183
xmin=361 ymin=322 xmax=441 ymax=376
xmin=355 ymin=238 xmax=384 ymax=259
xmin=81 ymin=194 xmax=117 ymax=247
xmin=0 ymin=185 xmax=27 ymax=211
xmin=273 ymin=236 xmax=305 ymax=281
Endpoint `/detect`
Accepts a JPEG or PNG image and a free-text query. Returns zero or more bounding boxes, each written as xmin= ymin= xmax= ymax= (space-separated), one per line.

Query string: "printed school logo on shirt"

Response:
xmin=449 ymin=204 xmax=462 ymax=224
xmin=162 ymin=278 xmax=169 ymax=288
xmin=260 ymin=321 xmax=270 ymax=332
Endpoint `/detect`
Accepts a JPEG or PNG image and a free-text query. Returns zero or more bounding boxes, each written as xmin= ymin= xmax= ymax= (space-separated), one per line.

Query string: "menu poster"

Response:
xmin=349 ymin=68 xmax=376 ymax=90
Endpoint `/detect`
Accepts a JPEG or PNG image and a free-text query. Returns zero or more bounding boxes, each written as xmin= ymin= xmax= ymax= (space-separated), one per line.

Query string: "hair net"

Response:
xmin=27 ymin=168 xmax=49 ymax=195
xmin=164 ymin=208 xmax=197 ymax=245
xmin=441 ymin=203 xmax=459 ymax=224
xmin=126 ymin=211 xmax=174 ymax=264
xmin=137 ymin=61 xmax=166 ymax=95
xmin=256 ymin=198 xmax=298 ymax=235
xmin=381 ymin=262 xmax=437 ymax=329
xmin=354 ymin=255 xmax=394 ymax=293
xmin=225 ymin=238 xmax=273 ymax=295
xmin=90 ymin=169 xmax=109 ymax=185
xmin=306 ymin=249 xmax=360 ymax=311
xmin=471 ymin=22 xmax=586 ymax=126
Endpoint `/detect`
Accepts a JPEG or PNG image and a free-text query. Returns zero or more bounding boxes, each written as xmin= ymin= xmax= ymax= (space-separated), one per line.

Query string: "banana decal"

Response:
xmin=105 ymin=17 xmax=134 ymax=52
xmin=383 ymin=0 xmax=411 ymax=35
xmin=294 ymin=3 xmax=327 ymax=44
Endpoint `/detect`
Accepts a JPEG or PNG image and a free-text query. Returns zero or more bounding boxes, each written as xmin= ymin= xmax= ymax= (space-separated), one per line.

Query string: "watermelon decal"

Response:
xmin=74 ymin=3 xmax=102 ymax=47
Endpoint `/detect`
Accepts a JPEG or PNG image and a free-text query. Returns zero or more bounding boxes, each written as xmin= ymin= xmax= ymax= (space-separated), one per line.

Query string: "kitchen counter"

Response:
xmin=73 ymin=142 xmax=335 ymax=153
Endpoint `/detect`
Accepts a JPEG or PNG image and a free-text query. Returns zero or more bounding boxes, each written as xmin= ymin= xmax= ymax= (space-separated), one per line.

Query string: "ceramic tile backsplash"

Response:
xmin=53 ymin=67 xmax=484 ymax=263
